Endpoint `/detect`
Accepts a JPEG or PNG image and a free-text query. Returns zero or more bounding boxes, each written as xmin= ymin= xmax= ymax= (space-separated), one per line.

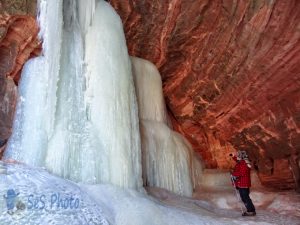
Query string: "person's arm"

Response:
xmin=231 ymin=163 xmax=240 ymax=176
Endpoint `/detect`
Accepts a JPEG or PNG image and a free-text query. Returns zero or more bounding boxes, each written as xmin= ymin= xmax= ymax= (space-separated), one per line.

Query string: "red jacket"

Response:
xmin=231 ymin=159 xmax=251 ymax=188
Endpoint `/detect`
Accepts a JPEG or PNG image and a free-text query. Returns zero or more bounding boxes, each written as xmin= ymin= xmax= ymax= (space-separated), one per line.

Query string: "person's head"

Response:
xmin=237 ymin=150 xmax=248 ymax=161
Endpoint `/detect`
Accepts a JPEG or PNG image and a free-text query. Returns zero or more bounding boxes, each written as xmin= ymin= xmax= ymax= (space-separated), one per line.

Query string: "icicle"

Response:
xmin=77 ymin=0 xmax=96 ymax=33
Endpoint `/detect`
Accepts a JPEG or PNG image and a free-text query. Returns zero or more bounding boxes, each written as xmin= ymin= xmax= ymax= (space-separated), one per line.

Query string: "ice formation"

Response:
xmin=2 ymin=1 xmax=300 ymax=224
xmin=3 ymin=0 xmax=63 ymax=167
xmin=4 ymin=0 xmax=142 ymax=189
xmin=131 ymin=57 xmax=168 ymax=123
xmin=5 ymin=0 xmax=200 ymax=196
xmin=131 ymin=57 xmax=203 ymax=197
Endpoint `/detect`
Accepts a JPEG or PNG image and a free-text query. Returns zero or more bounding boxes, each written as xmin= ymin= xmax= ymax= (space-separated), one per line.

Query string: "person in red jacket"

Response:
xmin=231 ymin=150 xmax=256 ymax=216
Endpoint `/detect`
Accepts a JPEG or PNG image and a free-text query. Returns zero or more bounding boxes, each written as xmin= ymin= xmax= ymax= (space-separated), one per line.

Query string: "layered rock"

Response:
xmin=110 ymin=0 xmax=300 ymax=190
xmin=0 ymin=0 xmax=40 ymax=156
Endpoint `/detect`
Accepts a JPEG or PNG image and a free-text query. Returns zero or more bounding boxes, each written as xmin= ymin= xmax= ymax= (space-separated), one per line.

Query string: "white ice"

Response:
xmin=4 ymin=0 xmax=63 ymax=166
xmin=81 ymin=1 xmax=142 ymax=188
xmin=4 ymin=0 xmax=142 ymax=189
xmin=131 ymin=57 xmax=203 ymax=197
xmin=131 ymin=57 xmax=168 ymax=123
xmin=0 ymin=162 xmax=109 ymax=225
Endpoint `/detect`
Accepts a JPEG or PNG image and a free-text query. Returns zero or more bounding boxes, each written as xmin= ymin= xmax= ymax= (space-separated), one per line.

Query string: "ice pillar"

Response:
xmin=131 ymin=57 xmax=203 ymax=196
xmin=5 ymin=0 xmax=142 ymax=190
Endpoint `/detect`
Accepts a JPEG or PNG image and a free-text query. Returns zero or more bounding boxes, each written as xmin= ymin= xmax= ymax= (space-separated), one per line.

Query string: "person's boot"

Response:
xmin=242 ymin=211 xmax=256 ymax=216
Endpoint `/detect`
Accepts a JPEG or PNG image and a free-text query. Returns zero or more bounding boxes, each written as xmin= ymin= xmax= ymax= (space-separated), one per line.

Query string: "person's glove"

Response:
xmin=231 ymin=176 xmax=238 ymax=181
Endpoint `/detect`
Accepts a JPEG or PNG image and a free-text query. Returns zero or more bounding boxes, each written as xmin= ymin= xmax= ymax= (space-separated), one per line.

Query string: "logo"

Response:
xmin=3 ymin=189 xmax=25 ymax=215
xmin=2 ymin=189 xmax=80 ymax=215
xmin=27 ymin=193 xmax=80 ymax=210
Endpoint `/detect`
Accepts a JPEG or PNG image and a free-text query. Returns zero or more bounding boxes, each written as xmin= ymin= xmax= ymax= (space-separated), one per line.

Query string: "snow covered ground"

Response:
xmin=1 ymin=162 xmax=299 ymax=225
xmin=83 ymin=184 xmax=300 ymax=225
xmin=147 ymin=187 xmax=300 ymax=225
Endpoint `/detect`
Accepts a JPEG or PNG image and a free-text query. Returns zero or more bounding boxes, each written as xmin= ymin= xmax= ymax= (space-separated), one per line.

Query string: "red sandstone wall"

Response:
xmin=110 ymin=0 xmax=300 ymax=189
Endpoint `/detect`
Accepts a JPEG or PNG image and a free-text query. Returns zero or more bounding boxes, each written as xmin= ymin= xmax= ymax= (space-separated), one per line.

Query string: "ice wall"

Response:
xmin=5 ymin=0 xmax=142 ymax=189
xmin=131 ymin=57 xmax=203 ymax=196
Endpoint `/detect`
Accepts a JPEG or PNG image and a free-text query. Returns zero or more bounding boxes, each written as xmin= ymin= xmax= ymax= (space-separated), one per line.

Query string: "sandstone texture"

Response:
xmin=110 ymin=0 xmax=300 ymax=190
xmin=0 ymin=0 xmax=40 ymax=156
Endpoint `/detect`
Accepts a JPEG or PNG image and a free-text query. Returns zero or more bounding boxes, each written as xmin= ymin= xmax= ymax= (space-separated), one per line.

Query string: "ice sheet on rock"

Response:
xmin=131 ymin=57 xmax=203 ymax=197
xmin=140 ymin=120 xmax=193 ymax=196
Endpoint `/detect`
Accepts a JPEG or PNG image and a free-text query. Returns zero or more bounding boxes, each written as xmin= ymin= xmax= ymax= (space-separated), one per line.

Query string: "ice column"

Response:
xmin=45 ymin=0 xmax=90 ymax=183
xmin=131 ymin=57 xmax=203 ymax=197
xmin=79 ymin=0 xmax=142 ymax=188
xmin=4 ymin=0 xmax=63 ymax=166
xmin=5 ymin=0 xmax=142 ymax=190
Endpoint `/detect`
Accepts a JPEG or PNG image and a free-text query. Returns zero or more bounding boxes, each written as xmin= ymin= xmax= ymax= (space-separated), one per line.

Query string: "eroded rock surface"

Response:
xmin=110 ymin=0 xmax=300 ymax=189
xmin=0 ymin=0 xmax=40 ymax=156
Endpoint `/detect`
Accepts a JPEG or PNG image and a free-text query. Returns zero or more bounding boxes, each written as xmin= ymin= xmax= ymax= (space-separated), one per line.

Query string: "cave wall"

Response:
xmin=109 ymin=0 xmax=300 ymax=190
xmin=0 ymin=0 xmax=40 ymax=156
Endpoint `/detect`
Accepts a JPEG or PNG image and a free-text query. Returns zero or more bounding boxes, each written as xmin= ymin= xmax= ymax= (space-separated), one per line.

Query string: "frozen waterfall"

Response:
xmin=131 ymin=57 xmax=203 ymax=197
xmin=4 ymin=0 xmax=201 ymax=196
xmin=4 ymin=0 xmax=142 ymax=189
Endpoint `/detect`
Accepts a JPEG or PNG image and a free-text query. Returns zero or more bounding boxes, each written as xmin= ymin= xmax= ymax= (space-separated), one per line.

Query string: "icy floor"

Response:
xmin=0 ymin=162 xmax=299 ymax=225
xmin=147 ymin=187 xmax=300 ymax=225
xmin=0 ymin=162 xmax=109 ymax=225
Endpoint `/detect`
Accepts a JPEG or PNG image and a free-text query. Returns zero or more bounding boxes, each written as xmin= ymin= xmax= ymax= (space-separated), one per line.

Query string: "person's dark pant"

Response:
xmin=238 ymin=188 xmax=256 ymax=212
